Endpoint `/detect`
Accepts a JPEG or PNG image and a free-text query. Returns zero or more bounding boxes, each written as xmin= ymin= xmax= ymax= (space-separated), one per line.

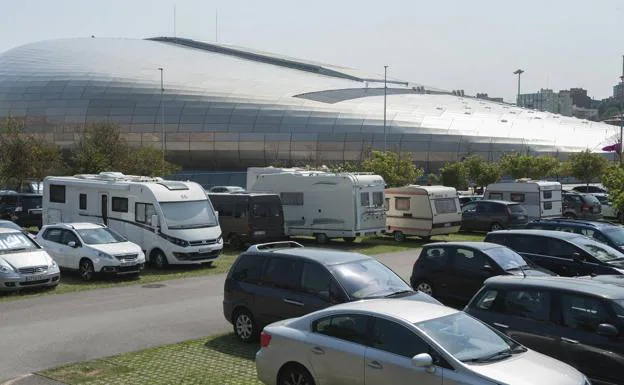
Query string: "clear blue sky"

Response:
xmin=2 ymin=0 xmax=623 ymax=102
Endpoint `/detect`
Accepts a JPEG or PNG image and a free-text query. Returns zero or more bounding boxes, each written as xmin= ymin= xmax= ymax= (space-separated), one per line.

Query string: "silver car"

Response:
xmin=0 ymin=228 xmax=60 ymax=291
xmin=256 ymin=299 xmax=589 ymax=385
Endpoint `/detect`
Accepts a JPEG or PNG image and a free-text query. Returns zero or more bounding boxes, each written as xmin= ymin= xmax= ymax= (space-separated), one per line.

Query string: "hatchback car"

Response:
xmin=0 ymin=227 xmax=60 ymax=291
xmin=410 ymin=242 xmax=554 ymax=303
xmin=256 ymin=299 xmax=588 ymax=385
xmin=526 ymin=218 xmax=624 ymax=253
xmin=563 ymin=191 xmax=602 ymax=220
xmin=36 ymin=222 xmax=146 ymax=281
xmin=466 ymin=275 xmax=624 ymax=385
xmin=460 ymin=200 xmax=528 ymax=232
xmin=485 ymin=229 xmax=624 ymax=276
xmin=223 ymin=241 xmax=440 ymax=342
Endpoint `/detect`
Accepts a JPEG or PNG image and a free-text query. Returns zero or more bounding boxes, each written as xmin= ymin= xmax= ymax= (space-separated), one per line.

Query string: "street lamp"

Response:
xmin=513 ymin=69 xmax=524 ymax=105
xmin=383 ymin=65 xmax=388 ymax=152
xmin=158 ymin=68 xmax=165 ymax=175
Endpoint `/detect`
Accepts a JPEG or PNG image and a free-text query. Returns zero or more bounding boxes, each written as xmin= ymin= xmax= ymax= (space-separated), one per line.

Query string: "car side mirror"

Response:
xmin=411 ymin=353 xmax=435 ymax=373
xmin=151 ymin=214 xmax=159 ymax=228
xmin=215 ymin=211 xmax=219 ymax=217
xmin=596 ymin=323 xmax=619 ymax=337
xmin=67 ymin=241 xmax=78 ymax=248
xmin=483 ymin=264 xmax=493 ymax=272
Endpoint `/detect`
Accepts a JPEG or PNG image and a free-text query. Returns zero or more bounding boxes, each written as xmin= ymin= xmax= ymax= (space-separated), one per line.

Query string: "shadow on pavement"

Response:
xmin=204 ymin=333 xmax=259 ymax=361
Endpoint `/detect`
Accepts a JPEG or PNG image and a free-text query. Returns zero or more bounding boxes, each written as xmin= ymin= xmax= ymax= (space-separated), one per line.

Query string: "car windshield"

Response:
xmin=603 ymin=228 xmax=624 ymax=246
xmin=416 ymin=312 xmax=523 ymax=363
xmin=159 ymin=200 xmax=218 ymax=229
xmin=570 ymin=237 xmax=624 ymax=262
xmin=330 ymin=259 xmax=411 ymax=299
xmin=0 ymin=232 xmax=39 ymax=253
xmin=76 ymin=227 xmax=126 ymax=245
xmin=0 ymin=221 xmax=22 ymax=231
xmin=486 ymin=247 xmax=529 ymax=270
xmin=614 ymin=300 xmax=624 ymax=319
xmin=509 ymin=204 xmax=526 ymax=214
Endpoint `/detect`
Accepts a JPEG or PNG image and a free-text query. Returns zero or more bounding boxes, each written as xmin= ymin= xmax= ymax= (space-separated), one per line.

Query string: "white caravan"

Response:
xmin=42 ymin=172 xmax=223 ymax=268
xmin=484 ymin=180 xmax=563 ymax=220
xmin=248 ymin=169 xmax=386 ymax=243
xmin=384 ymin=185 xmax=462 ymax=242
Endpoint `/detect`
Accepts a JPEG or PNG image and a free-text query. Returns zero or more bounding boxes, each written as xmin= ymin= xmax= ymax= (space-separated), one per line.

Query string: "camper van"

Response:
xmin=484 ymin=180 xmax=563 ymax=220
xmin=207 ymin=192 xmax=285 ymax=249
xmin=384 ymin=185 xmax=462 ymax=242
xmin=42 ymin=172 xmax=223 ymax=269
xmin=247 ymin=169 xmax=386 ymax=243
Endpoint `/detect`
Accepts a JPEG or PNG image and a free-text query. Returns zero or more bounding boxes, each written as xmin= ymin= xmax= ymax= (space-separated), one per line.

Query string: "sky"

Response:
xmin=1 ymin=0 xmax=623 ymax=103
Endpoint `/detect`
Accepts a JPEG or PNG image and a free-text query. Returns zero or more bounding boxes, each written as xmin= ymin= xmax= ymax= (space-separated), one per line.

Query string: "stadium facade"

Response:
xmin=0 ymin=36 xmax=618 ymax=172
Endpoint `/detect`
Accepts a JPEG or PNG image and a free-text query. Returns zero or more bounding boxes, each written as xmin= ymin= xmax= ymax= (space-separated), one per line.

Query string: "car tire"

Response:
xmin=79 ymin=259 xmax=95 ymax=281
xmin=490 ymin=222 xmax=503 ymax=231
xmin=278 ymin=364 xmax=316 ymax=385
xmin=152 ymin=250 xmax=168 ymax=270
xmin=315 ymin=233 xmax=329 ymax=244
xmin=393 ymin=231 xmax=406 ymax=242
xmin=233 ymin=308 xmax=259 ymax=343
xmin=229 ymin=234 xmax=244 ymax=250
xmin=414 ymin=280 xmax=435 ymax=297
xmin=343 ymin=237 xmax=356 ymax=244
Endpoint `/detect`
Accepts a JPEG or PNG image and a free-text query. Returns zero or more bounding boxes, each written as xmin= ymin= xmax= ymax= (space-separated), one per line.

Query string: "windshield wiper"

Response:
xmin=463 ymin=348 xmax=513 ymax=363
xmin=385 ymin=290 xmax=414 ymax=298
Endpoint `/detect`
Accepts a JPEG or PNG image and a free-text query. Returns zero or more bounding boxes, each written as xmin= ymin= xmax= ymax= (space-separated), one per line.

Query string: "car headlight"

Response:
xmin=217 ymin=234 xmax=223 ymax=243
xmin=0 ymin=264 xmax=14 ymax=274
xmin=584 ymin=377 xmax=592 ymax=385
xmin=48 ymin=260 xmax=58 ymax=269
xmin=98 ymin=252 xmax=114 ymax=260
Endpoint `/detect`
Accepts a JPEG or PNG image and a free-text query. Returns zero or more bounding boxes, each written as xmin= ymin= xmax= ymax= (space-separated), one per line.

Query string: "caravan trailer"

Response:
xmin=248 ymin=169 xmax=386 ymax=243
xmin=484 ymin=180 xmax=563 ymax=220
xmin=42 ymin=172 xmax=223 ymax=268
xmin=384 ymin=185 xmax=462 ymax=241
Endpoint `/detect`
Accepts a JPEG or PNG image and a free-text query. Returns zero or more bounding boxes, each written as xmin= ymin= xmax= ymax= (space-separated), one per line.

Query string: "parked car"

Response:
xmin=410 ymin=242 xmax=554 ymax=303
xmin=35 ymin=222 xmax=146 ymax=281
xmin=223 ymin=241 xmax=440 ymax=342
xmin=460 ymin=200 xmax=529 ymax=232
xmin=563 ymin=191 xmax=602 ymax=219
xmin=485 ymin=229 xmax=624 ymax=276
xmin=526 ymin=218 xmax=624 ymax=253
xmin=0 ymin=192 xmax=42 ymax=228
xmin=571 ymin=185 xmax=607 ymax=194
xmin=208 ymin=185 xmax=245 ymax=193
xmin=0 ymin=227 xmax=60 ymax=291
xmin=593 ymin=194 xmax=620 ymax=220
xmin=458 ymin=194 xmax=483 ymax=206
xmin=0 ymin=219 xmax=36 ymax=240
xmin=256 ymin=298 xmax=589 ymax=385
xmin=466 ymin=275 xmax=624 ymax=385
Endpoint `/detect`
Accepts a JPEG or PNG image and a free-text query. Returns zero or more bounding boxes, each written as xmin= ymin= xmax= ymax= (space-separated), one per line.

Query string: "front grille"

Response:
xmin=18 ymin=266 xmax=48 ymax=275
xmin=19 ymin=279 xmax=50 ymax=286
xmin=118 ymin=265 xmax=142 ymax=273
xmin=115 ymin=254 xmax=138 ymax=261
xmin=174 ymin=250 xmax=220 ymax=261
xmin=189 ymin=239 xmax=219 ymax=246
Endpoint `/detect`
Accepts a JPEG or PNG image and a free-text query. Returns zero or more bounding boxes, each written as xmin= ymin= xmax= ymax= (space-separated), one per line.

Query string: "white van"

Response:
xmin=384 ymin=185 xmax=462 ymax=242
xmin=42 ymin=172 xmax=223 ymax=269
xmin=484 ymin=180 xmax=563 ymax=220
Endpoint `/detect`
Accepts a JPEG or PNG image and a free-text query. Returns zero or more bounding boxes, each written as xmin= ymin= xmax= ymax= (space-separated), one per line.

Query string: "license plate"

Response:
xmin=444 ymin=223 xmax=451 ymax=227
xmin=517 ymin=216 xmax=525 ymax=220
xmin=253 ymin=231 xmax=266 ymax=236
xmin=199 ymin=248 xmax=210 ymax=253
xmin=25 ymin=274 xmax=44 ymax=281
xmin=120 ymin=260 xmax=133 ymax=266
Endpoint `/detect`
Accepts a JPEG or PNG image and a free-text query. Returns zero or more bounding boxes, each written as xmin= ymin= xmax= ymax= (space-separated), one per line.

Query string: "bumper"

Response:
xmin=99 ymin=263 xmax=145 ymax=275
xmin=0 ymin=272 xmax=60 ymax=291
xmin=255 ymin=349 xmax=277 ymax=385
xmin=223 ymin=300 xmax=234 ymax=324
xmin=172 ymin=248 xmax=222 ymax=264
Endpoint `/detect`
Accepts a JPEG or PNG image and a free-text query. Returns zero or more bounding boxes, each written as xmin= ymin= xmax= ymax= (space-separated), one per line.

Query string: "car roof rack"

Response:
xmin=246 ymin=241 xmax=304 ymax=252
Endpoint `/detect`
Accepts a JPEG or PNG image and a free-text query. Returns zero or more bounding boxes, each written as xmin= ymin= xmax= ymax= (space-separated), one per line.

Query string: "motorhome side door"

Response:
xmin=100 ymin=193 xmax=108 ymax=225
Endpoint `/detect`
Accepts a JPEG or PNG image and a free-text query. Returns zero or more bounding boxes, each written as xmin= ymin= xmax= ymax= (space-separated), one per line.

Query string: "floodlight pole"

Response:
xmin=513 ymin=69 xmax=524 ymax=104
xmin=383 ymin=65 xmax=388 ymax=152
xmin=158 ymin=68 xmax=165 ymax=176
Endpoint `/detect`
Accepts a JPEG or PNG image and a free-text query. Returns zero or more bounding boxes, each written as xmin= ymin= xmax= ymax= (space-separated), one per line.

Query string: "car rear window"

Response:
xmin=581 ymin=194 xmax=600 ymax=205
xmin=508 ymin=204 xmax=526 ymax=214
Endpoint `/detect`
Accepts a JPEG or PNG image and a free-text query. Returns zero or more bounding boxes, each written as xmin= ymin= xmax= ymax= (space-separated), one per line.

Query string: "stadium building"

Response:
xmin=0 ymin=36 xmax=618 ymax=172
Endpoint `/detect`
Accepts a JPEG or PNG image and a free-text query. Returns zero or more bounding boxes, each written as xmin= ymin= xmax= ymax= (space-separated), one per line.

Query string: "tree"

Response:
xmin=462 ymin=155 xmax=499 ymax=189
xmin=475 ymin=162 xmax=500 ymax=188
xmin=499 ymin=152 xmax=533 ymax=179
xmin=567 ymin=150 xmax=609 ymax=187
xmin=121 ymin=146 xmax=181 ymax=176
xmin=603 ymin=165 xmax=624 ymax=215
xmin=329 ymin=161 xmax=360 ymax=173
xmin=439 ymin=162 xmax=467 ymax=189
xmin=530 ymin=156 xmax=560 ymax=180
xmin=425 ymin=173 xmax=440 ymax=186
xmin=360 ymin=150 xmax=423 ymax=187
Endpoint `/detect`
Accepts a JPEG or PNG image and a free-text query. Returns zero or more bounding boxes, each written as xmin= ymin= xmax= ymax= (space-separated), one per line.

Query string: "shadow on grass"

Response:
xmin=204 ymin=333 xmax=259 ymax=361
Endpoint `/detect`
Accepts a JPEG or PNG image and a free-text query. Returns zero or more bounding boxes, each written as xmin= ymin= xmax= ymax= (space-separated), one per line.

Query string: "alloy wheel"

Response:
xmin=417 ymin=281 xmax=433 ymax=295
xmin=235 ymin=313 xmax=253 ymax=341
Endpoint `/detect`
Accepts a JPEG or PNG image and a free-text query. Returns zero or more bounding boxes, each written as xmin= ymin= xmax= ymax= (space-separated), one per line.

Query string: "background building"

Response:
xmin=0 ymin=37 xmax=618 ymax=172
xmin=517 ymin=89 xmax=573 ymax=116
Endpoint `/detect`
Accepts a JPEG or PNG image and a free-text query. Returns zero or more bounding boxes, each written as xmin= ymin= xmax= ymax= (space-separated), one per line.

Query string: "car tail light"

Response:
xmin=260 ymin=331 xmax=272 ymax=348
xmin=581 ymin=204 xmax=590 ymax=212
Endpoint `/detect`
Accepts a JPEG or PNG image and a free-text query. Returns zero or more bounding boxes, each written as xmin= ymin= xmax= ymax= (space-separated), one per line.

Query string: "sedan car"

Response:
xmin=256 ymin=299 xmax=588 ymax=385
xmin=0 ymin=227 xmax=60 ymax=291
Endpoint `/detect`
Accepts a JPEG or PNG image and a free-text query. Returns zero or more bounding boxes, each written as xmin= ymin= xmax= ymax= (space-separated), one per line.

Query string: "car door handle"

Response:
xmin=311 ymin=346 xmax=324 ymax=355
xmin=561 ymin=337 xmax=579 ymax=344
xmin=493 ymin=322 xmax=509 ymax=329
xmin=367 ymin=361 xmax=383 ymax=370
xmin=283 ymin=298 xmax=304 ymax=307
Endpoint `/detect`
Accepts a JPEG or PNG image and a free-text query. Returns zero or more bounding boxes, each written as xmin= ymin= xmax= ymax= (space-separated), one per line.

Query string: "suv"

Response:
xmin=410 ymin=242 xmax=553 ymax=303
xmin=485 ymin=229 xmax=624 ymax=276
xmin=526 ymin=218 xmax=624 ymax=253
xmin=571 ymin=185 xmax=607 ymax=194
xmin=562 ymin=191 xmax=602 ymax=219
xmin=0 ymin=192 xmax=42 ymax=228
xmin=36 ymin=223 xmax=146 ymax=281
xmin=465 ymin=275 xmax=624 ymax=385
xmin=460 ymin=200 xmax=529 ymax=232
xmin=223 ymin=241 xmax=440 ymax=342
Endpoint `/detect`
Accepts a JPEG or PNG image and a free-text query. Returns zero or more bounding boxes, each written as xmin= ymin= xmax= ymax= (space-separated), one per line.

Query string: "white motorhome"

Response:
xmin=42 ymin=172 xmax=223 ymax=268
xmin=248 ymin=169 xmax=386 ymax=243
xmin=384 ymin=185 xmax=462 ymax=241
xmin=484 ymin=180 xmax=563 ymax=220
xmin=246 ymin=166 xmax=307 ymax=190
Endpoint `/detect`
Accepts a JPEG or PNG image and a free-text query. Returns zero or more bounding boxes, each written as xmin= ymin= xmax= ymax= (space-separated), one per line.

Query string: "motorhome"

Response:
xmin=384 ymin=185 xmax=462 ymax=242
xmin=247 ymin=169 xmax=386 ymax=243
xmin=484 ymin=180 xmax=563 ymax=220
xmin=42 ymin=172 xmax=223 ymax=268
xmin=246 ymin=166 xmax=307 ymax=191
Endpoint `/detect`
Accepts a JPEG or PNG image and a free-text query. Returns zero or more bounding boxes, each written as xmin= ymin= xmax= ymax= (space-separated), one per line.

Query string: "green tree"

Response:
xmin=121 ymin=146 xmax=181 ymax=176
xmin=530 ymin=155 xmax=560 ymax=179
xmin=603 ymin=165 xmax=624 ymax=215
xmin=425 ymin=173 xmax=440 ymax=186
xmin=329 ymin=161 xmax=360 ymax=173
xmin=475 ymin=162 xmax=500 ymax=188
xmin=360 ymin=150 xmax=423 ymax=187
xmin=499 ymin=152 xmax=533 ymax=179
xmin=439 ymin=162 xmax=467 ymax=189
xmin=567 ymin=150 xmax=609 ymax=187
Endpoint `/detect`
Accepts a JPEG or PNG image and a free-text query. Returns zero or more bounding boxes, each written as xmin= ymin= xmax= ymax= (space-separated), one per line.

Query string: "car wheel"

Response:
xmin=278 ymin=364 xmax=315 ymax=385
xmin=393 ymin=231 xmax=406 ymax=242
xmin=79 ymin=259 xmax=95 ymax=281
xmin=490 ymin=222 xmax=503 ymax=231
xmin=229 ymin=234 xmax=244 ymax=250
xmin=233 ymin=308 xmax=258 ymax=343
xmin=152 ymin=250 xmax=168 ymax=270
xmin=415 ymin=280 xmax=435 ymax=296
xmin=315 ymin=233 xmax=329 ymax=244
xmin=342 ymin=237 xmax=356 ymax=244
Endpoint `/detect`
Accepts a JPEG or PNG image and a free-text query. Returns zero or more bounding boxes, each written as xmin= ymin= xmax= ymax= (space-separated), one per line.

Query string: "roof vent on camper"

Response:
xmin=99 ymin=172 xmax=126 ymax=180
xmin=515 ymin=178 xmax=532 ymax=183
xmin=157 ymin=181 xmax=190 ymax=191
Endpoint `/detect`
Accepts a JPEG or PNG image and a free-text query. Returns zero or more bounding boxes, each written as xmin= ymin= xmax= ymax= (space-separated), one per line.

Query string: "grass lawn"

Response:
xmin=1 ymin=232 xmax=484 ymax=302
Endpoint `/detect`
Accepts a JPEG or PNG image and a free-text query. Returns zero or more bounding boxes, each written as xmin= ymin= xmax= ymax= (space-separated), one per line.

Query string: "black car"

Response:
xmin=460 ymin=200 xmax=529 ymax=232
xmin=526 ymin=218 xmax=624 ymax=254
xmin=0 ymin=192 xmax=43 ymax=228
xmin=485 ymin=229 xmax=624 ymax=277
xmin=410 ymin=241 xmax=553 ymax=303
xmin=223 ymin=241 xmax=440 ymax=342
xmin=562 ymin=191 xmax=602 ymax=220
xmin=466 ymin=275 xmax=624 ymax=385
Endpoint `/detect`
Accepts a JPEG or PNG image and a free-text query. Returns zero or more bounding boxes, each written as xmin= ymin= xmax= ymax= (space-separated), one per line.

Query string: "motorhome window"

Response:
xmin=159 ymin=200 xmax=218 ymax=229
xmin=49 ymin=184 xmax=66 ymax=203
xmin=281 ymin=192 xmax=303 ymax=206
xmin=395 ymin=197 xmax=410 ymax=211
xmin=489 ymin=193 xmax=503 ymax=200
xmin=384 ymin=198 xmax=390 ymax=211
xmin=135 ymin=203 xmax=155 ymax=224
xmin=373 ymin=192 xmax=384 ymax=207
xmin=360 ymin=192 xmax=370 ymax=207
xmin=543 ymin=201 xmax=553 ymax=210
xmin=434 ymin=198 xmax=457 ymax=214
xmin=111 ymin=197 xmax=129 ymax=213
xmin=79 ymin=194 xmax=87 ymax=210
xmin=543 ymin=190 xmax=552 ymax=199
xmin=510 ymin=193 xmax=525 ymax=202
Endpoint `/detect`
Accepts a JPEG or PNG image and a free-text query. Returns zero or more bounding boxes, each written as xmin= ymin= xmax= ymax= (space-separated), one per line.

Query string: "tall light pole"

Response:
xmin=383 ymin=65 xmax=388 ymax=152
xmin=513 ymin=69 xmax=524 ymax=105
xmin=158 ymin=68 xmax=165 ymax=175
